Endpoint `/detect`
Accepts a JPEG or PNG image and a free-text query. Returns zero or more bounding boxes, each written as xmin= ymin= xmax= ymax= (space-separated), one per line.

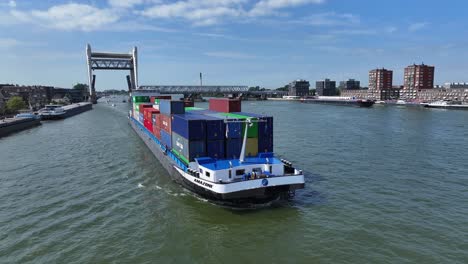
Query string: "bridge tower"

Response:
xmin=86 ymin=44 xmax=138 ymax=104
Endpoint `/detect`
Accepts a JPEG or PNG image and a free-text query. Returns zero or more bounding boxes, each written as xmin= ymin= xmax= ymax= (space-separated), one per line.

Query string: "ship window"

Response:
xmin=205 ymin=171 xmax=210 ymax=177
xmin=229 ymin=170 xmax=232 ymax=178
xmin=269 ymin=166 xmax=272 ymax=172
xmin=236 ymin=169 xmax=245 ymax=176
xmin=199 ymin=168 xmax=203 ymax=174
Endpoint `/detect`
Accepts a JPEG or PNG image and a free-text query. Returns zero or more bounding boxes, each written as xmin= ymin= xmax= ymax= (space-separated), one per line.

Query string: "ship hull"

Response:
xmin=129 ymin=116 xmax=302 ymax=207
xmin=300 ymin=99 xmax=374 ymax=107
xmin=424 ymin=104 xmax=468 ymax=110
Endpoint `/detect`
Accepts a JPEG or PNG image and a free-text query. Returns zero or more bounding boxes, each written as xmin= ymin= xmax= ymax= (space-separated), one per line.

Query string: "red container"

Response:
xmin=139 ymin=103 xmax=153 ymax=113
xmin=144 ymin=120 xmax=153 ymax=132
xmin=150 ymin=95 xmax=172 ymax=103
xmin=143 ymin=108 xmax=159 ymax=126
xmin=209 ymin=98 xmax=241 ymax=113
xmin=153 ymin=126 xmax=161 ymax=139
xmin=160 ymin=114 xmax=172 ymax=133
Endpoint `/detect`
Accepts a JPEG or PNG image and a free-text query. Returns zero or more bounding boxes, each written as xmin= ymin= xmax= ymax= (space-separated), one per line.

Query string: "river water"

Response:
xmin=1 ymin=100 xmax=468 ymax=263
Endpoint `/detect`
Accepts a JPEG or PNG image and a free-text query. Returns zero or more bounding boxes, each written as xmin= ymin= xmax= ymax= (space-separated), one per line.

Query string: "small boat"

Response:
xmin=424 ymin=101 xmax=468 ymax=110
xmin=38 ymin=105 xmax=66 ymax=120
xmin=300 ymin=96 xmax=375 ymax=107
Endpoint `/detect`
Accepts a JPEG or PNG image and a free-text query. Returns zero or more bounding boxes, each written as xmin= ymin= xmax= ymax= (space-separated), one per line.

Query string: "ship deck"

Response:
xmin=195 ymin=155 xmax=282 ymax=171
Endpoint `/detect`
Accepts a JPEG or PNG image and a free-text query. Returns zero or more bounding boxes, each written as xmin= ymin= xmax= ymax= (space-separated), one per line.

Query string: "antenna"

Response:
xmin=200 ymin=72 xmax=203 ymax=87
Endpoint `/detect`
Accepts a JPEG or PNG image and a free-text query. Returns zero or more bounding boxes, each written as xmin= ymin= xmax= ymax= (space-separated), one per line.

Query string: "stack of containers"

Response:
xmin=171 ymin=114 xmax=207 ymax=164
xmin=132 ymin=96 xmax=150 ymax=119
xmin=150 ymin=95 xmax=172 ymax=105
xmin=152 ymin=111 xmax=161 ymax=139
xmin=143 ymin=108 xmax=160 ymax=132
xmin=138 ymin=104 xmax=153 ymax=123
xmin=234 ymin=112 xmax=273 ymax=153
xmin=204 ymin=112 xmax=243 ymax=159
xmin=209 ymin=98 xmax=241 ymax=113
xmin=158 ymin=100 xmax=185 ymax=149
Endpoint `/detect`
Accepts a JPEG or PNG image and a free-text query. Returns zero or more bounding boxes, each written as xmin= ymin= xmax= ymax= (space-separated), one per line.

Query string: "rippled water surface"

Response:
xmin=1 ymin=100 xmax=468 ymax=263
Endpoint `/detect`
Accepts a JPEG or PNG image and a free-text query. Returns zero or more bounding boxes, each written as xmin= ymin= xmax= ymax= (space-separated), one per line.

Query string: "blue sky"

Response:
xmin=1 ymin=0 xmax=468 ymax=90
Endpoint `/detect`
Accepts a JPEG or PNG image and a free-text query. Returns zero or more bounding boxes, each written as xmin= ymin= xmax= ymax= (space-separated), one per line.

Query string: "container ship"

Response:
xmin=300 ymin=96 xmax=375 ymax=107
xmin=128 ymin=93 xmax=305 ymax=206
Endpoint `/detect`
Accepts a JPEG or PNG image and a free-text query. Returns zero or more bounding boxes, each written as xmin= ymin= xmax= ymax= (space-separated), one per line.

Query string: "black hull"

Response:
xmin=0 ymin=118 xmax=41 ymax=138
xmin=424 ymin=105 xmax=468 ymax=110
xmin=129 ymin=117 xmax=297 ymax=207
xmin=301 ymin=99 xmax=374 ymax=107
xmin=40 ymin=103 xmax=92 ymax=120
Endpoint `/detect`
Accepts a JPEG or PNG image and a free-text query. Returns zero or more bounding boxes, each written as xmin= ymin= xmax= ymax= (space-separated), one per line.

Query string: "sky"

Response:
xmin=1 ymin=0 xmax=468 ymax=90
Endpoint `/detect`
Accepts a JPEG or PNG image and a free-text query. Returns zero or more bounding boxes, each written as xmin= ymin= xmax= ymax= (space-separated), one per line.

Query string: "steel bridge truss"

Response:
xmin=86 ymin=44 xmax=138 ymax=103
xmin=137 ymin=85 xmax=249 ymax=94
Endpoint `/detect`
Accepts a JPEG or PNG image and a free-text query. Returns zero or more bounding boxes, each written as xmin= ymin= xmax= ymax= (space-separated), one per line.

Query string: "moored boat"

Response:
xmin=424 ymin=100 xmax=468 ymax=110
xmin=300 ymin=96 xmax=375 ymax=107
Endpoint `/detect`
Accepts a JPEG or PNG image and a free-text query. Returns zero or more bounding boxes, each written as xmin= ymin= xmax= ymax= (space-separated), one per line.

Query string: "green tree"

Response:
xmin=6 ymin=96 xmax=27 ymax=113
xmin=73 ymin=83 xmax=88 ymax=90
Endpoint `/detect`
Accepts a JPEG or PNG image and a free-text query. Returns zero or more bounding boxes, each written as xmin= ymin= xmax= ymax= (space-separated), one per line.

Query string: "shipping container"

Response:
xmin=139 ymin=103 xmax=153 ymax=113
xmin=160 ymin=114 xmax=172 ymax=133
xmin=209 ymin=98 xmax=241 ymax=113
xmin=206 ymin=140 xmax=225 ymax=159
xmin=234 ymin=112 xmax=273 ymax=136
xmin=258 ymin=135 xmax=273 ymax=153
xmin=172 ymin=132 xmax=206 ymax=163
xmin=160 ymin=130 xmax=172 ymax=148
xmin=172 ymin=114 xmax=206 ymax=140
xmin=132 ymin=96 xmax=150 ymax=103
xmin=201 ymin=115 xmax=225 ymax=140
xmin=245 ymin=137 xmax=258 ymax=157
xmin=225 ymin=138 xmax=242 ymax=159
xmin=153 ymin=126 xmax=161 ymax=139
xmin=138 ymin=112 xmax=144 ymax=123
xmin=159 ymin=100 xmax=185 ymax=115
xmin=185 ymin=107 xmax=205 ymax=111
xmin=204 ymin=113 xmax=242 ymax=138
xmin=150 ymin=95 xmax=172 ymax=104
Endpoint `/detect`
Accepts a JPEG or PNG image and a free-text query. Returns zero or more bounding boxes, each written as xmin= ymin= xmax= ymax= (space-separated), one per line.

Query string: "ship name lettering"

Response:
xmin=194 ymin=178 xmax=213 ymax=188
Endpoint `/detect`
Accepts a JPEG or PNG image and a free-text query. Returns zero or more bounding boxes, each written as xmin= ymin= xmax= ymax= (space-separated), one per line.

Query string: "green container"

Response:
xmin=132 ymin=96 xmax=150 ymax=103
xmin=185 ymin=107 xmax=205 ymax=111
xmin=223 ymin=113 xmax=258 ymax=138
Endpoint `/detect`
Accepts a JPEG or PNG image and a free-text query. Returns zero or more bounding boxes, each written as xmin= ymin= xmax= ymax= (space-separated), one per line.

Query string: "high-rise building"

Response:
xmin=339 ymin=79 xmax=360 ymax=90
xmin=369 ymin=68 xmax=393 ymax=90
xmin=402 ymin=63 xmax=435 ymax=100
xmin=316 ymin=79 xmax=336 ymax=96
xmin=288 ymin=79 xmax=310 ymax=97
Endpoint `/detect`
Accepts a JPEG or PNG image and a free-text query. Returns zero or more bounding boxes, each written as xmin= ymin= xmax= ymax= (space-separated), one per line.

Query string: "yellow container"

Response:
xmin=246 ymin=138 xmax=258 ymax=157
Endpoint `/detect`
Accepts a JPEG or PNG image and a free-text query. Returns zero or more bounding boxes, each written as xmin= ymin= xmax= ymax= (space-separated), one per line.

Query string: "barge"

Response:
xmin=129 ymin=94 xmax=305 ymax=207
xmin=424 ymin=101 xmax=468 ymax=110
xmin=39 ymin=102 xmax=92 ymax=120
xmin=0 ymin=113 xmax=41 ymax=138
xmin=300 ymin=96 xmax=375 ymax=107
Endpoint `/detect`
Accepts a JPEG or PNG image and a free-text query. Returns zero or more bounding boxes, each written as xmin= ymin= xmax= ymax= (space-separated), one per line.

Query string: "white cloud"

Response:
xmin=141 ymin=0 xmax=323 ymax=26
xmin=204 ymin=51 xmax=256 ymax=59
xmin=141 ymin=0 xmax=246 ymax=26
xmin=295 ymin=12 xmax=359 ymax=26
xmin=10 ymin=3 xmax=120 ymax=31
xmin=108 ymin=0 xmax=162 ymax=8
xmin=408 ymin=22 xmax=428 ymax=32
xmin=385 ymin=26 xmax=397 ymax=33
xmin=0 ymin=38 xmax=19 ymax=48
xmin=9 ymin=0 xmax=16 ymax=8
xmin=249 ymin=0 xmax=325 ymax=16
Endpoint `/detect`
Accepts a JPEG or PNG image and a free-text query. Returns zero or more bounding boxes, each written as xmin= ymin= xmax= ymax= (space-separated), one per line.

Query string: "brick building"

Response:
xmin=401 ymin=63 xmax=435 ymax=100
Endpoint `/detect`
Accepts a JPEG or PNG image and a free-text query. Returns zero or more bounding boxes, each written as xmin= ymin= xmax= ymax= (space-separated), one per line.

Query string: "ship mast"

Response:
xmin=239 ymin=119 xmax=252 ymax=163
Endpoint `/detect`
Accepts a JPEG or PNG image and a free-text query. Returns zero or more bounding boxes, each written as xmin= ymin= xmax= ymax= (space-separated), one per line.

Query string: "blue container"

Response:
xmin=234 ymin=112 xmax=273 ymax=136
xmin=225 ymin=138 xmax=242 ymax=159
xmin=159 ymin=100 xmax=185 ymax=115
xmin=139 ymin=113 xmax=144 ymax=123
xmin=204 ymin=113 xmax=242 ymax=139
xmin=206 ymin=140 xmax=225 ymax=159
xmin=201 ymin=115 xmax=225 ymax=140
xmin=172 ymin=114 xmax=206 ymax=140
xmin=172 ymin=132 xmax=206 ymax=162
xmin=258 ymin=135 xmax=273 ymax=153
xmin=161 ymin=130 xmax=172 ymax=149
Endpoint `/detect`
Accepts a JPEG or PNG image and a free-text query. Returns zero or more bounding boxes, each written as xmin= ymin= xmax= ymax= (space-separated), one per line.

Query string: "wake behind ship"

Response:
xmin=128 ymin=93 xmax=305 ymax=207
